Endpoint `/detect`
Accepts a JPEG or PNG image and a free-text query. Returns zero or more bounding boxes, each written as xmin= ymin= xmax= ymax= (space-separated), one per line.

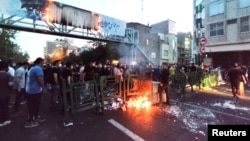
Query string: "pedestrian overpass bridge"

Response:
xmin=0 ymin=0 xmax=140 ymax=63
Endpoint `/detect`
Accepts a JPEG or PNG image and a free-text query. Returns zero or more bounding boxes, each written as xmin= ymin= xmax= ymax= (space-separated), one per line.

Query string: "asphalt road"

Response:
xmin=1 ymin=87 xmax=250 ymax=141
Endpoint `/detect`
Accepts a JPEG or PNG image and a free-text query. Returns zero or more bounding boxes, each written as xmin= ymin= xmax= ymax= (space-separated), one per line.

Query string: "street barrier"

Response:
xmin=124 ymin=74 xmax=141 ymax=97
xmin=62 ymin=71 xmax=205 ymax=120
xmin=188 ymin=71 xmax=199 ymax=92
xmin=170 ymin=69 xmax=203 ymax=95
xmin=171 ymin=72 xmax=187 ymax=96
xmin=62 ymin=78 xmax=102 ymax=125
xmin=99 ymin=75 xmax=123 ymax=111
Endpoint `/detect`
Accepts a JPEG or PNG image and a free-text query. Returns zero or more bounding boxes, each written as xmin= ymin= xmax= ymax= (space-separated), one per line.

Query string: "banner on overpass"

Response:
xmin=0 ymin=0 xmax=126 ymax=36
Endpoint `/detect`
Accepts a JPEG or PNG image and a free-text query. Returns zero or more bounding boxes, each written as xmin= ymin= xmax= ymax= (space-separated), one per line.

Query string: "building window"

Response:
xmin=210 ymin=22 xmax=224 ymax=36
xmin=195 ymin=4 xmax=203 ymax=14
xmin=195 ymin=0 xmax=203 ymax=6
xmin=172 ymin=50 xmax=176 ymax=60
xmin=209 ymin=0 xmax=224 ymax=16
xmin=239 ymin=0 xmax=250 ymax=8
xmin=227 ymin=19 xmax=237 ymax=25
xmin=163 ymin=50 xmax=168 ymax=57
xmin=240 ymin=16 xmax=250 ymax=32
xmin=151 ymin=52 xmax=156 ymax=58
xmin=172 ymin=39 xmax=176 ymax=49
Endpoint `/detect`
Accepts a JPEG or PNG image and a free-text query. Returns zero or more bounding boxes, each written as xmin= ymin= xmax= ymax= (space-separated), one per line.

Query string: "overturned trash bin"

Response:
xmin=125 ymin=76 xmax=166 ymax=107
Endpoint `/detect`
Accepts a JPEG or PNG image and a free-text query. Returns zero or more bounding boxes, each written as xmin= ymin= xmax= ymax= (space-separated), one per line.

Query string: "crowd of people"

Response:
xmin=0 ymin=58 xmax=136 ymax=128
xmin=0 ymin=57 xmax=248 ymax=129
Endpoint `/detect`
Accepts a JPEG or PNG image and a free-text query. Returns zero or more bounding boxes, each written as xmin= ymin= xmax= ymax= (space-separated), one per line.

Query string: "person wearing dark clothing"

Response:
xmin=227 ymin=65 xmax=247 ymax=99
xmin=0 ymin=61 xmax=14 ymax=127
xmin=158 ymin=62 xmax=170 ymax=105
xmin=189 ymin=63 xmax=197 ymax=72
xmin=248 ymin=66 xmax=250 ymax=83
xmin=100 ymin=64 xmax=111 ymax=76
xmin=83 ymin=62 xmax=95 ymax=81
xmin=50 ymin=60 xmax=62 ymax=108
xmin=72 ymin=63 xmax=80 ymax=83
xmin=43 ymin=64 xmax=53 ymax=90
xmin=61 ymin=62 xmax=74 ymax=127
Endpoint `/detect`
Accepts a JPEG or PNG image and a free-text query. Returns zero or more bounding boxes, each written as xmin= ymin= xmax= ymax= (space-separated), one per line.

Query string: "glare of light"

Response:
xmin=132 ymin=61 xmax=136 ymax=65
xmin=112 ymin=60 xmax=119 ymax=65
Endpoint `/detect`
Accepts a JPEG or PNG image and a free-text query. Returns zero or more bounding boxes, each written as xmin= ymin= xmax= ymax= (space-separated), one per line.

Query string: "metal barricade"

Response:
xmin=62 ymin=79 xmax=102 ymax=124
xmin=171 ymin=72 xmax=187 ymax=95
xmin=187 ymin=68 xmax=203 ymax=91
xmin=124 ymin=74 xmax=141 ymax=97
xmin=124 ymin=74 xmax=161 ymax=105
xmin=99 ymin=75 xmax=122 ymax=111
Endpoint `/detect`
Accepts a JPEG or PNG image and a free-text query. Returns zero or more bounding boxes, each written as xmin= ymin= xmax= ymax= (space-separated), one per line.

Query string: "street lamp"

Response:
xmin=131 ymin=61 xmax=136 ymax=70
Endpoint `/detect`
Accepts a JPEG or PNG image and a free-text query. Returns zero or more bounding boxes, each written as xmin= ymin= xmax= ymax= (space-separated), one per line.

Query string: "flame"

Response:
xmin=45 ymin=7 xmax=50 ymax=21
xmin=127 ymin=95 xmax=152 ymax=109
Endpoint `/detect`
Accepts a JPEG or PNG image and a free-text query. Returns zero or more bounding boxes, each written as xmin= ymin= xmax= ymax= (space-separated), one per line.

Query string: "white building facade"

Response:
xmin=193 ymin=0 xmax=250 ymax=68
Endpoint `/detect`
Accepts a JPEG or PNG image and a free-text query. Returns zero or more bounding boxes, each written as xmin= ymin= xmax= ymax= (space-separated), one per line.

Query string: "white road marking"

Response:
xmin=108 ymin=119 xmax=145 ymax=141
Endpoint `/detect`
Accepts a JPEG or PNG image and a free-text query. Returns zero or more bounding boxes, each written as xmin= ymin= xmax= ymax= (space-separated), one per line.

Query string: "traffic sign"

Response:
xmin=200 ymin=46 xmax=205 ymax=54
xmin=199 ymin=37 xmax=207 ymax=45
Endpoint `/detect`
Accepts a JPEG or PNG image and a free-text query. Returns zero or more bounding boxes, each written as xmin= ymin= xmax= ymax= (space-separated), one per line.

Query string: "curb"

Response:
xmin=198 ymin=86 xmax=250 ymax=100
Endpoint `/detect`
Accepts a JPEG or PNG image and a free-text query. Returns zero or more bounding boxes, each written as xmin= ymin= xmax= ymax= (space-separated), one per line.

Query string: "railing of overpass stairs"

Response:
xmin=136 ymin=45 xmax=152 ymax=63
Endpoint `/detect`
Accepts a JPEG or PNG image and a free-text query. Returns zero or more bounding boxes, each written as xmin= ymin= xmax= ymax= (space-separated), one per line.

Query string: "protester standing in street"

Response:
xmin=25 ymin=57 xmax=46 ymax=128
xmin=61 ymin=62 xmax=74 ymax=127
xmin=0 ymin=60 xmax=14 ymax=127
xmin=50 ymin=60 xmax=62 ymax=109
xmin=7 ymin=60 xmax=15 ymax=77
xmin=158 ymin=62 xmax=170 ymax=105
xmin=227 ymin=63 xmax=247 ymax=99
xmin=12 ymin=61 xmax=29 ymax=116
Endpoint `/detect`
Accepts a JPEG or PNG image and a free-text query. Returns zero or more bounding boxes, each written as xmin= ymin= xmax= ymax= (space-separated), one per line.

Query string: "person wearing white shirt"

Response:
xmin=12 ymin=62 xmax=29 ymax=115
xmin=8 ymin=66 xmax=15 ymax=77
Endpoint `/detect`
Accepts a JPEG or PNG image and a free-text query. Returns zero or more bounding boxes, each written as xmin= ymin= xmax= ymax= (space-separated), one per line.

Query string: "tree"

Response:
xmin=79 ymin=44 xmax=120 ymax=64
xmin=61 ymin=42 xmax=120 ymax=64
xmin=0 ymin=28 xmax=29 ymax=61
xmin=62 ymin=50 xmax=81 ymax=63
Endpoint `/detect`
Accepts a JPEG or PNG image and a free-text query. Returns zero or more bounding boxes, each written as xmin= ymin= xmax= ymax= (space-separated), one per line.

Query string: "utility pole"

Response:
xmin=141 ymin=0 xmax=144 ymax=23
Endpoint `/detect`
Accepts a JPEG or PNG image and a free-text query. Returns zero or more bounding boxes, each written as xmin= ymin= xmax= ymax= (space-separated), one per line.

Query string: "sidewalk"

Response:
xmin=198 ymin=83 xmax=250 ymax=99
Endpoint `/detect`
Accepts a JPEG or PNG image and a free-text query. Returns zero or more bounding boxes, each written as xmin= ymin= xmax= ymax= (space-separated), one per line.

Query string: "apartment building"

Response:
xmin=194 ymin=0 xmax=250 ymax=68
xmin=127 ymin=20 xmax=178 ymax=66
xmin=44 ymin=38 xmax=79 ymax=61
xmin=177 ymin=32 xmax=193 ymax=64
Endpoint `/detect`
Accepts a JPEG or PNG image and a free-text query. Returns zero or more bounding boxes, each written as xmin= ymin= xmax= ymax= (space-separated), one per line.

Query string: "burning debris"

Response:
xmin=103 ymin=98 xmax=124 ymax=110
xmin=126 ymin=95 xmax=152 ymax=109
xmin=103 ymin=95 xmax=153 ymax=111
